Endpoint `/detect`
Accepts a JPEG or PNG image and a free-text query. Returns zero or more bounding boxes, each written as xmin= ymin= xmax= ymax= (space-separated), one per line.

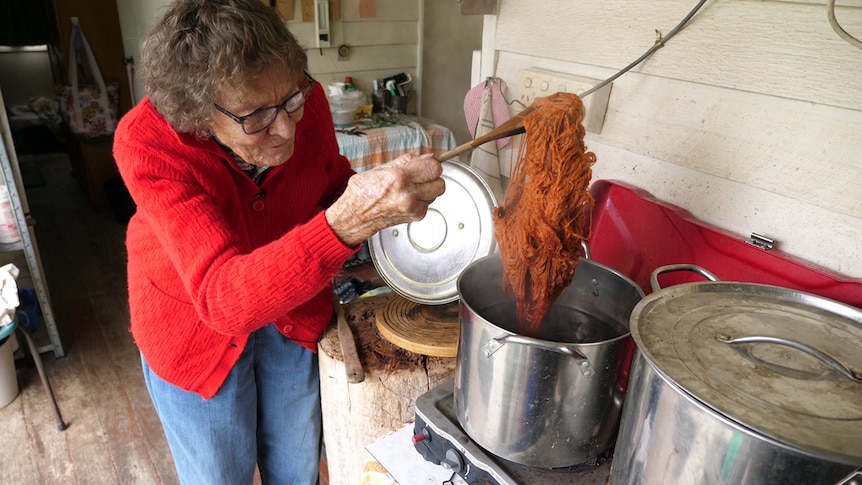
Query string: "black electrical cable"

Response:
xmin=827 ymin=0 xmax=862 ymax=50
xmin=580 ymin=0 xmax=709 ymax=99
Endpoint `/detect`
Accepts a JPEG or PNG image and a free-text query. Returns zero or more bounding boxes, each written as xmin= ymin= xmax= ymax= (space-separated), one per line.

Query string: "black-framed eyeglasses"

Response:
xmin=214 ymin=71 xmax=315 ymax=135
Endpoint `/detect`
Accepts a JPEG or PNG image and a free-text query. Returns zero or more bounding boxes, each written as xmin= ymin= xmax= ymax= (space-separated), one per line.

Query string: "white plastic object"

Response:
xmin=0 ymin=329 xmax=19 ymax=408
xmin=0 ymin=185 xmax=20 ymax=244
xmin=314 ymin=0 xmax=330 ymax=48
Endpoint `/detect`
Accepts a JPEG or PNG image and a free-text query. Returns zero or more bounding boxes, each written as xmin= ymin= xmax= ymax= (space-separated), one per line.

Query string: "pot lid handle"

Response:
xmin=650 ymin=264 xmax=719 ymax=292
xmin=482 ymin=334 xmax=595 ymax=377
xmin=837 ymin=471 xmax=862 ymax=485
xmin=717 ymin=334 xmax=862 ymax=383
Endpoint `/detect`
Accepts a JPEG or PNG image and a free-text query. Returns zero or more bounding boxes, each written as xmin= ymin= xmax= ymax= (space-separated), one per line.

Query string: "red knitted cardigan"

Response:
xmin=113 ymin=84 xmax=357 ymax=399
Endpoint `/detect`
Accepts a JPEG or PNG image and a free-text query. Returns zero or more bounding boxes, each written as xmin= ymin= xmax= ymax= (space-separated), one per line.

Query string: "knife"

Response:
xmin=334 ymin=296 xmax=365 ymax=383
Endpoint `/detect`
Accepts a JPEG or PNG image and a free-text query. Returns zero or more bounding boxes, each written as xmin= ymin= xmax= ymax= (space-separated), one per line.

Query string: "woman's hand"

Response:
xmin=325 ymin=154 xmax=445 ymax=247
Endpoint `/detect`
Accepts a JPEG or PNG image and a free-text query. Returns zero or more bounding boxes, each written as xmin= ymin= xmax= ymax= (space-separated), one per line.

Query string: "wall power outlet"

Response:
xmin=517 ymin=68 xmax=611 ymax=134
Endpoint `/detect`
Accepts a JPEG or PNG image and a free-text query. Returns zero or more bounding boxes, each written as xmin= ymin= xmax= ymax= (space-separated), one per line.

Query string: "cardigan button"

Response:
xmin=251 ymin=199 xmax=265 ymax=211
xmin=282 ymin=324 xmax=294 ymax=334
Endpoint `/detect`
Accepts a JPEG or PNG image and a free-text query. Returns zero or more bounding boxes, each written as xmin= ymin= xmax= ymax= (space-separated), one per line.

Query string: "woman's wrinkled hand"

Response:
xmin=325 ymin=153 xmax=446 ymax=247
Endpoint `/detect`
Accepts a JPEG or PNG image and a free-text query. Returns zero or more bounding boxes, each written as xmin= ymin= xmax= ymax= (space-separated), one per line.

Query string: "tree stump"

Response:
xmin=319 ymin=293 xmax=457 ymax=485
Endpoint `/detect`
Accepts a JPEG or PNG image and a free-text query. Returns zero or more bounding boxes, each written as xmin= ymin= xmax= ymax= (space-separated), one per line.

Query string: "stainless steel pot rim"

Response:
xmin=631 ymin=280 xmax=862 ymax=463
xmin=458 ymin=253 xmax=641 ymax=291
xmin=460 ymin=295 xmax=633 ymax=347
xmin=458 ymin=254 xmax=642 ymax=346
xmin=369 ymin=160 xmax=497 ymax=305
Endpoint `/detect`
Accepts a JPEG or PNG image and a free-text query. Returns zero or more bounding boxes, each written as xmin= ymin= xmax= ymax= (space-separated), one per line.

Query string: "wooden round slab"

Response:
xmin=375 ymin=295 xmax=459 ymax=357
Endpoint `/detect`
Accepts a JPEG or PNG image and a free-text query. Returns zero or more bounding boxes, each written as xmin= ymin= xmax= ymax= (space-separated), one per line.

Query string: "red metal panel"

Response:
xmin=587 ymin=180 xmax=862 ymax=309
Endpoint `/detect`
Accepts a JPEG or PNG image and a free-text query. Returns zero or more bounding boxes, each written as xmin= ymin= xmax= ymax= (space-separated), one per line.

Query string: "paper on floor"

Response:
xmin=365 ymin=420 xmax=467 ymax=485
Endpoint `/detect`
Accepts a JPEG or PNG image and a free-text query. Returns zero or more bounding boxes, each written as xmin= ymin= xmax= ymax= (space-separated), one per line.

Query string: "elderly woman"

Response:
xmin=112 ymin=0 xmax=444 ymax=483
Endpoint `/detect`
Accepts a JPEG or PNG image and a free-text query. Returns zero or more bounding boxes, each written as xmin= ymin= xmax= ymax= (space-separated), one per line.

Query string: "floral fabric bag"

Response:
xmin=56 ymin=17 xmax=119 ymax=141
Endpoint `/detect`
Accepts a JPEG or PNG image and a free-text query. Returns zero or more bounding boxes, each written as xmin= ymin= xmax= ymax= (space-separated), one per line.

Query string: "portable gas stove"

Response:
xmin=412 ymin=380 xmax=612 ymax=485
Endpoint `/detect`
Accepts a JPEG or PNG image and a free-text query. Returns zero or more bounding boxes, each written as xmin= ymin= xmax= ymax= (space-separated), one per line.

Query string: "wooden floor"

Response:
xmin=0 ymin=153 xmax=330 ymax=484
xmin=0 ymin=152 xmax=179 ymax=484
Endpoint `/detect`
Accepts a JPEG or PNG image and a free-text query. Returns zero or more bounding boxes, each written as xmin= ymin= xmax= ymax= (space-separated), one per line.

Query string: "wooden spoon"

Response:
xmin=437 ymin=104 xmax=536 ymax=162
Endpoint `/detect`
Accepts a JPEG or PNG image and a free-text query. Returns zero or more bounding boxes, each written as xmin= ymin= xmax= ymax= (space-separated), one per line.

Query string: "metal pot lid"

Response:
xmin=630 ymin=280 xmax=862 ymax=464
xmin=369 ymin=160 xmax=497 ymax=305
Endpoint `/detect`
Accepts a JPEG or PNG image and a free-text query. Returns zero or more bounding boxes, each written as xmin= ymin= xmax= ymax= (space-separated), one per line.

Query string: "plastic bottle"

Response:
xmin=344 ymin=76 xmax=357 ymax=91
xmin=372 ymin=79 xmax=384 ymax=113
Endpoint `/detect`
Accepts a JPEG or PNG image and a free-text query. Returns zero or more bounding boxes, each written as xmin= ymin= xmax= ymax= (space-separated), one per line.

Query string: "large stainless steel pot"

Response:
xmin=611 ymin=265 xmax=862 ymax=484
xmin=454 ymin=252 xmax=644 ymax=468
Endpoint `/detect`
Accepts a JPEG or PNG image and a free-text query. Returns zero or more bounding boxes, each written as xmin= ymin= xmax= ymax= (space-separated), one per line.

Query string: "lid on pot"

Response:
xmin=631 ymin=281 xmax=862 ymax=464
xmin=369 ymin=160 xmax=497 ymax=305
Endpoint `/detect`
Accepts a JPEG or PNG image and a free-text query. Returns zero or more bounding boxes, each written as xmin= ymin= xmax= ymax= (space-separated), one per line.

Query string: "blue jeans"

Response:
xmin=142 ymin=323 xmax=321 ymax=485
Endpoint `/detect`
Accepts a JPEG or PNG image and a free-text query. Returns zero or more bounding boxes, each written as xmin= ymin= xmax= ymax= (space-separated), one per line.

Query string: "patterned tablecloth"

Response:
xmin=335 ymin=116 xmax=457 ymax=172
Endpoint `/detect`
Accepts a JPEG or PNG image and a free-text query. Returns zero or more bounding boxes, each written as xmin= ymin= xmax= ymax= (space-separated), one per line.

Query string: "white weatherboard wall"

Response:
xmin=116 ymin=0 xmax=424 ymax=109
xmin=479 ymin=0 xmax=862 ymax=277
xmin=296 ymin=0 xmax=421 ymax=100
xmin=115 ymin=0 xmax=481 ymax=142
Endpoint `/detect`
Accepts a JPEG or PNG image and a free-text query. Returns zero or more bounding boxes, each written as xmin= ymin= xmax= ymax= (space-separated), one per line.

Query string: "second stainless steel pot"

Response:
xmin=454 ymin=253 xmax=644 ymax=468
xmin=611 ymin=265 xmax=862 ymax=484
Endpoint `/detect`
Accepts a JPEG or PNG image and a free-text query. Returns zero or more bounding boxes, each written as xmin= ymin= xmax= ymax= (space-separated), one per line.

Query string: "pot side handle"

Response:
xmin=482 ymin=334 xmax=595 ymax=377
xmin=650 ymin=264 xmax=719 ymax=292
xmin=717 ymin=334 xmax=862 ymax=383
xmin=581 ymin=240 xmax=592 ymax=260
xmin=837 ymin=470 xmax=862 ymax=485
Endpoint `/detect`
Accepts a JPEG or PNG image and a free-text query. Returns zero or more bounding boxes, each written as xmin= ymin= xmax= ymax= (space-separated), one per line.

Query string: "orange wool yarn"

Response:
xmin=493 ymin=93 xmax=596 ymax=335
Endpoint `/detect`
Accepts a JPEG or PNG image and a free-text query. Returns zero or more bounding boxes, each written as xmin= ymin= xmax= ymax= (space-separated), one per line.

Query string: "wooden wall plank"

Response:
xmin=603 ymin=71 xmax=862 ymax=218
xmin=279 ymin=0 xmax=295 ymax=20
xmin=494 ymin=48 xmax=862 ymax=217
xmin=493 ymin=0 xmax=862 ymax=110
xmin=461 ymin=0 xmax=496 ymax=16
xmin=308 ymin=44 xmax=416 ymax=71
xmin=587 ymin=140 xmax=862 ymax=277
xmin=340 ymin=0 xmax=419 ymax=21
xmin=358 ymin=0 xmax=376 ymax=18
xmin=289 ymin=19 xmax=417 ymax=46
xmin=294 ymin=0 xmax=347 ymax=22
xmin=287 ymin=0 xmax=420 ymax=92
xmin=341 ymin=20 xmax=418 ymax=45
xmin=483 ymin=0 xmax=862 ymax=274
xmin=301 ymin=0 xmax=315 ymax=22
xmin=309 ymin=45 xmax=417 ymax=94
xmin=263 ymin=0 xmax=295 ymax=20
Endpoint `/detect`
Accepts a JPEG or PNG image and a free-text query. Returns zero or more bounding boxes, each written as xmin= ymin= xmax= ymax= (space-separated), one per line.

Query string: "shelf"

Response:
xmin=0 ymin=91 xmax=64 ymax=358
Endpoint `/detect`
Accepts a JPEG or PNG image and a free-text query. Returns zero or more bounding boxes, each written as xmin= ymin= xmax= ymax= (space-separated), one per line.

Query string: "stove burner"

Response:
xmin=412 ymin=380 xmax=613 ymax=484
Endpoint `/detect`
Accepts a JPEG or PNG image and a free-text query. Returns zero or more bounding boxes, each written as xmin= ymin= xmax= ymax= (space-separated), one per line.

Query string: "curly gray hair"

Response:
xmin=140 ymin=0 xmax=308 ymax=134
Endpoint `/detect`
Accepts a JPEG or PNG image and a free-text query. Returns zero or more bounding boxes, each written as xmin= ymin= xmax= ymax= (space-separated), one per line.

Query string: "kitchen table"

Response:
xmin=335 ymin=116 xmax=457 ymax=172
